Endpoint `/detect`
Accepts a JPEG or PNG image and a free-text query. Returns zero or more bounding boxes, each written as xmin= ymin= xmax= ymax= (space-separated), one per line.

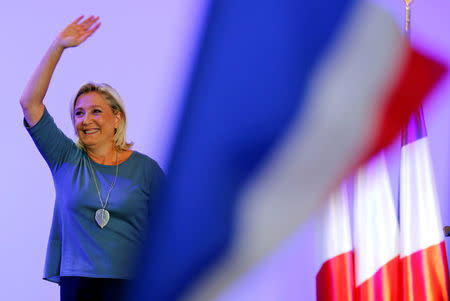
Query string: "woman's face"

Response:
xmin=73 ymin=92 xmax=121 ymax=150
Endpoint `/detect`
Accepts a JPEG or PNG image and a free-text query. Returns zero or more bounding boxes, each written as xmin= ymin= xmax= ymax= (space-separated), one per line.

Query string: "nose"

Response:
xmin=82 ymin=112 xmax=93 ymax=125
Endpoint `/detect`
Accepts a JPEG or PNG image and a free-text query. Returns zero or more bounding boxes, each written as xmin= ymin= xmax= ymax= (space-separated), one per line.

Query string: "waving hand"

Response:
xmin=20 ymin=15 xmax=101 ymax=126
xmin=57 ymin=16 xmax=101 ymax=48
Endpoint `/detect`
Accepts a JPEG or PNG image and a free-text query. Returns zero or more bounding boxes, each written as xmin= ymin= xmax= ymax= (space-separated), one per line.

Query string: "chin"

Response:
xmin=79 ymin=138 xmax=96 ymax=148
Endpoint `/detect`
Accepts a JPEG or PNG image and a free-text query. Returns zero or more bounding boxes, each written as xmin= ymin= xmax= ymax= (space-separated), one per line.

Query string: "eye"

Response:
xmin=93 ymin=109 xmax=102 ymax=114
xmin=74 ymin=111 xmax=83 ymax=117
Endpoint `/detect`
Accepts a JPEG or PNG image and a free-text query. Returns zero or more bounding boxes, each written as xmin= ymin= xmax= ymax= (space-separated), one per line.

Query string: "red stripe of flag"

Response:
xmin=400 ymin=242 xmax=450 ymax=301
xmin=361 ymin=46 xmax=446 ymax=166
xmin=356 ymin=256 xmax=400 ymax=301
xmin=317 ymin=251 xmax=355 ymax=301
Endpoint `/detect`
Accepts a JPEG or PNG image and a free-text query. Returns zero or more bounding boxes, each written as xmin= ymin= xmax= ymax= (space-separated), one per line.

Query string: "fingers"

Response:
xmin=80 ymin=16 xmax=93 ymax=27
xmin=90 ymin=22 xmax=101 ymax=34
xmin=78 ymin=22 xmax=101 ymax=43
xmin=71 ymin=15 xmax=100 ymax=29
xmin=72 ymin=15 xmax=84 ymax=25
xmin=84 ymin=19 xmax=101 ymax=37
xmin=81 ymin=16 xmax=100 ymax=31
xmin=62 ymin=15 xmax=101 ymax=47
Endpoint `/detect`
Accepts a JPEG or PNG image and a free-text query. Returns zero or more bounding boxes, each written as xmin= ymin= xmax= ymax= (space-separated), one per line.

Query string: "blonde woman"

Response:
xmin=20 ymin=16 xmax=165 ymax=300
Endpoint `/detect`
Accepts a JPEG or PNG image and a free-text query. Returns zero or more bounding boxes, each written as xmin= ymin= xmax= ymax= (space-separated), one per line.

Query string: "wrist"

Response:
xmin=52 ymin=36 xmax=67 ymax=51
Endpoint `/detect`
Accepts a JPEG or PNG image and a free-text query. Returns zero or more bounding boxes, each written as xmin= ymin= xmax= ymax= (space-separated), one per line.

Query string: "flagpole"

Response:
xmin=400 ymin=0 xmax=428 ymax=144
xmin=404 ymin=0 xmax=413 ymax=39
xmin=400 ymin=0 xmax=414 ymax=146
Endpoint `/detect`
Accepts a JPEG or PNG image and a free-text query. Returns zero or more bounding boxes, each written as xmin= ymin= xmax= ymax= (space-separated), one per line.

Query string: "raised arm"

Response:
xmin=20 ymin=16 xmax=101 ymax=127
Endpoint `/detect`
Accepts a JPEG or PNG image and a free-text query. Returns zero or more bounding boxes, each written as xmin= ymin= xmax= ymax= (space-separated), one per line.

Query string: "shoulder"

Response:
xmin=24 ymin=106 xmax=53 ymax=131
xmin=130 ymin=150 xmax=162 ymax=169
xmin=24 ymin=107 xmax=79 ymax=167
xmin=129 ymin=151 xmax=166 ymax=183
xmin=25 ymin=107 xmax=71 ymax=143
xmin=131 ymin=152 xmax=166 ymax=199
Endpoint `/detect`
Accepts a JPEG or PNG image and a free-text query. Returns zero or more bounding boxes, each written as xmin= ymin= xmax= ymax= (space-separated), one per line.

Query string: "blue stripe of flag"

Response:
xmin=130 ymin=0 xmax=356 ymax=299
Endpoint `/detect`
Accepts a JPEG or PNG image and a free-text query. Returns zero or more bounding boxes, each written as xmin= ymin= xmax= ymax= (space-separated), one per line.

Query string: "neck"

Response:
xmin=86 ymin=144 xmax=118 ymax=165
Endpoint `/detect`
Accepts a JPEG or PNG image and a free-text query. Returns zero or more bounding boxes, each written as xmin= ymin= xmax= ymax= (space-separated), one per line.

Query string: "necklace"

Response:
xmin=86 ymin=151 xmax=119 ymax=228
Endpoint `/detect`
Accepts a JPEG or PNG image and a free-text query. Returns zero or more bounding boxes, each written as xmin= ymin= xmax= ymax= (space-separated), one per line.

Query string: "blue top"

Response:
xmin=25 ymin=108 xmax=165 ymax=283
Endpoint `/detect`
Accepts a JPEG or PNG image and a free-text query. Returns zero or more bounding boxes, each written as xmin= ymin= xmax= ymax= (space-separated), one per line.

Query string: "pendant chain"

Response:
xmin=86 ymin=151 xmax=119 ymax=209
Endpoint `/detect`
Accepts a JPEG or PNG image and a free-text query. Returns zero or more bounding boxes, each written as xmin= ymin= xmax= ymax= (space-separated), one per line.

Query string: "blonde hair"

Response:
xmin=71 ymin=82 xmax=133 ymax=151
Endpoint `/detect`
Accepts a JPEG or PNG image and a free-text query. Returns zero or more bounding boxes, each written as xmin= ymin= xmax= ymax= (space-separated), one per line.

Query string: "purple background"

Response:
xmin=0 ymin=0 xmax=449 ymax=300
xmin=1 ymin=1 xmax=209 ymax=299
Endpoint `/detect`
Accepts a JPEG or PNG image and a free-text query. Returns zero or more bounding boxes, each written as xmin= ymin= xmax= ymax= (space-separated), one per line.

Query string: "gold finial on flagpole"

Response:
xmin=404 ymin=0 xmax=413 ymax=34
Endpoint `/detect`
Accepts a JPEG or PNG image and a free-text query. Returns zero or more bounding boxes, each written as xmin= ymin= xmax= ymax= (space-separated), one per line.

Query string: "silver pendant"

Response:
xmin=95 ymin=209 xmax=110 ymax=228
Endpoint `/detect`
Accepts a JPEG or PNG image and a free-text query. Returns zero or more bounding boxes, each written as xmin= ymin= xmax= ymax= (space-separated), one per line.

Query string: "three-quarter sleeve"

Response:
xmin=24 ymin=107 xmax=78 ymax=173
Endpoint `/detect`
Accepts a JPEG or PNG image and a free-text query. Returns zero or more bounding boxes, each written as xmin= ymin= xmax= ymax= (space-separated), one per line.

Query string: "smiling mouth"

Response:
xmin=83 ymin=129 xmax=100 ymax=134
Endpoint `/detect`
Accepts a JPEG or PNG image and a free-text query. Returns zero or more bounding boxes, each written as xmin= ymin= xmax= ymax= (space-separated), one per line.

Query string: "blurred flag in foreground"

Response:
xmin=399 ymin=108 xmax=450 ymax=300
xmin=129 ymin=0 xmax=446 ymax=299
xmin=316 ymin=183 xmax=355 ymax=301
xmin=353 ymin=153 xmax=400 ymax=300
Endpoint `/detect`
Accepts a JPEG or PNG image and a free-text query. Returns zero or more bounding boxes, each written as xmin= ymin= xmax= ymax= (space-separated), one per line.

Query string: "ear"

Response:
xmin=114 ymin=111 xmax=122 ymax=128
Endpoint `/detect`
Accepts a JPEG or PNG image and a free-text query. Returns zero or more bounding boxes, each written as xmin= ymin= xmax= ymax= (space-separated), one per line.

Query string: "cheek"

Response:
xmin=74 ymin=121 xmax=82 ymax=133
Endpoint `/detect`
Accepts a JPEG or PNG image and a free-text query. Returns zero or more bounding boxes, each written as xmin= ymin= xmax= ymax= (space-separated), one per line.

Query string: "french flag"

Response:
xmin=315 ymin=182 xmax=355 ymax=301
xmin=399 ymin=107 xmax=450 ymax=300
xmin=129 ymin=0 xmax=446 ymax=299
xmin=353 ymin=152 xmax=400 ymax=301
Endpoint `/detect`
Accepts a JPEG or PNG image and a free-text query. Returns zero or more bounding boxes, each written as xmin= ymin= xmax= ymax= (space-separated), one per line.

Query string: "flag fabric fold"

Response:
xmin=399 ymin=108 xmax=450 ymax=301
xmin=316 ymin=183 xmax=355 ymax=301
xmin=353 ymin=152 xmax=400 ymax=301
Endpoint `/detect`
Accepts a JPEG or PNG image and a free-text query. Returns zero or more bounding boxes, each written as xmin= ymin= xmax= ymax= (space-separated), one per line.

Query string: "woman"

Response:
xmin=20 ymin=16 xmax=165 ymax=300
